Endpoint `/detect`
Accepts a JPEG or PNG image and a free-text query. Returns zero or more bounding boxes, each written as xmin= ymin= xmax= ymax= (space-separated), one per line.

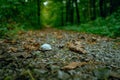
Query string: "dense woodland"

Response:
xmin=0 ymin=0 xmax=120 ymax=38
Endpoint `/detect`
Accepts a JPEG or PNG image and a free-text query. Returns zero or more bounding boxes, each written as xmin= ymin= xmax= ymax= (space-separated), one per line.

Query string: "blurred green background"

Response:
xmin=0 ymin=0 xmax=120 ymax=38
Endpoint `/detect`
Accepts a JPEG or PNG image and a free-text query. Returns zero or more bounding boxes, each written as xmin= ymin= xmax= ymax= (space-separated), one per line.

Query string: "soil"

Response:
xmin=0 ymin=28 xmax=120 ymax=80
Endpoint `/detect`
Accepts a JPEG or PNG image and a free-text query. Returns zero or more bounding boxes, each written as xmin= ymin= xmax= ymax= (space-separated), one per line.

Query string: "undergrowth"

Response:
xmin=0 ymin=9 xmax=120 ymax=39
xmin=57 ymin=9 xmax=120 ymax=38
xmin=0 ymin=22 xmax=42 ymax=39
xmin=0 ymin=23 xmax=25 ymax=39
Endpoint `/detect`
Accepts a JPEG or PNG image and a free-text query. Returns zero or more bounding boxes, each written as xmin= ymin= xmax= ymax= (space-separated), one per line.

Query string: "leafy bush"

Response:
xmin=57 ymin=8 xmax=120 ymax=38
xmin=0 ymin=0 xmax=40 ymax=38
xmin=0 ymin=23 xmax=25 ymax=39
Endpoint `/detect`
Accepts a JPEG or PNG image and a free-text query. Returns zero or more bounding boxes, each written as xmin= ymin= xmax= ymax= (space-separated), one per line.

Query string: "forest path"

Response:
xmin=0 ymin=27 xmax=120 ymax=79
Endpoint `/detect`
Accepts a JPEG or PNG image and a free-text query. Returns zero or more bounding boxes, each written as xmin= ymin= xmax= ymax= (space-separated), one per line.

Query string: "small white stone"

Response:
xmin=41 ymin=43 xmax=52 ymax=51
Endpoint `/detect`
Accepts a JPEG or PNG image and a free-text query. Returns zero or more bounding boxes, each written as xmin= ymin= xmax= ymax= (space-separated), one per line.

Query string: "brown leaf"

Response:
xmin=67 ymin=41 xmax=87 ymax=54
xmin=4 ymin=40 xmax=17 ymax=44
xmin=33 ymin=43 xmax=40 ymax=47
xmin=23 ymin=43 xmax=39 ymax=51
xmin=26 ymin=38 xmax=36 ymax=43
xmin=62 ymin=62 xmax=87 ymax=70
xmin=18 ymin=31 xmax=25 ymax=35
xmin=57 ymin=35 xmax=63 ymax=39
xmin=87 ymin=37 xmax=97 ymax=44
xmin=8 ymin=47 xmax=17 ymax=52
xmin=27 ymin=31 xmax=33 ymax=36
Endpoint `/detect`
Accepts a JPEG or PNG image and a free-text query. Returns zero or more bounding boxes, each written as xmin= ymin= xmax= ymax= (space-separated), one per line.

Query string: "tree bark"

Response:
xmin=99 ymin=0 xmax=106 ymax=17
xmin=74 ymin=0 xmax=80 ymax=24
xmin=61 ymin=0 xmax=64 ymax=26
xmin=70 ymin=0 xmax=74 ymax=24
xmin=90 ymin=0 xmax=96 ymax=20
xmin=37 ymin=0 xmax=40 ymax=26
xmin=66 ymin=0 xmax=70 ymax=24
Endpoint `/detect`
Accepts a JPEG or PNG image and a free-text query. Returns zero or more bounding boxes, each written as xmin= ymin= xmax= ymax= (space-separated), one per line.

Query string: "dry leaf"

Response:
xmin=57 ymin=35 xmax=63 ymax=39
xmin=87 ymin=37 xmax=97 ymax=44
xmin=62 ymin=62 xmax=87 ymax=70
xmin=18 ymin=31 xmax=25 ymax=35
xmin=23 ymin=43 xmax=39 ymax=51
xmin=33 ymin=43 xmax=40 ymax=47
xmin=27 ymin=31 xmax=33 ymax=36
xmin=53 ymin=31 xmax=63 ymax=39
xmin=26 ymin=38 xmax=36 ymax=43
xmin=4 ymin=40 xmax=17 ymax=44
xmin=67 ymin=41 xmax=87 ymax=54
xmin=8 ymin=47 xmax=17 ymax=52
xmin=40 ymin=33 xmax=45 ymax=38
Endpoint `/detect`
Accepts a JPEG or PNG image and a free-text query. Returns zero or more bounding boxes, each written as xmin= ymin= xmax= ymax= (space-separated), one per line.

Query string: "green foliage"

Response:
xmin=0 ymin=0 xmax=120 ymax=38
xmin=41 ymin=1 xmax=62 ymax=26
xmin=0 ymin=0 xmax=41 ymax=38
xmin=0 ymin=22 xmax=25 ymax=39
xmin=0 ymin=0 xmax=40 ymax=27
xmin=57 ymin=9 xmax=120 ymax=38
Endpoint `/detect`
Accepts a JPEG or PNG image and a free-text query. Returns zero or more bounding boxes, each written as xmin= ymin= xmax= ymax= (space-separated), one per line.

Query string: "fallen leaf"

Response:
xmin=18 ymin=31 xmax=25 ymax=35
xmin=67 ymin=41 xmax=87 ymax=54
xmin=23 ymin=44 xmax=38 ymax=51
xmin=62 ymin=62 xmax=87 ymax=70
xmin=87 ymin=37 xmax=97 ymax=44
xmin=22 ymin=41 xmax=37 ymax=51
xmin=26 ymin=38 xmax=36 ymax=43
xmin=53 ymin=31 xmax=63 ymax=39
xmin=57 ymin=35 xmax=63 ymax=39
xmin=33 ymin=43 xmax=40 ymax=47
xmin=4 ymin=39 xmax=17 ymax=44
xmin=8 ymin=47 xmax=17 ymax=52
xmin=27 ymin=31 xmax=33 ymax=36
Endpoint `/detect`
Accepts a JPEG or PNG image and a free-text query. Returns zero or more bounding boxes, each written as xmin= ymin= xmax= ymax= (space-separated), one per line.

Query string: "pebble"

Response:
xmin=41 ymin=43 xmax=52 ymax=51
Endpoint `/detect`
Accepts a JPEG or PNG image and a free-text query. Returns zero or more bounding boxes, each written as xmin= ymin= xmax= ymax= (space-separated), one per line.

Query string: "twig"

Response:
xmin=27 ymin=69 xmax=35 ymax=80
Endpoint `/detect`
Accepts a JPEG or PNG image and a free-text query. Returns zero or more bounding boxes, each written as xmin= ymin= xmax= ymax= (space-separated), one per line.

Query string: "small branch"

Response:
xmin=27 ymin=69 xmax=35 ymax=80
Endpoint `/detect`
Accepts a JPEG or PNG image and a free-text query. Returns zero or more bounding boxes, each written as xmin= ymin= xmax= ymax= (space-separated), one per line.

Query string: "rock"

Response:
xmin=40 ymin=43 xmax=52 ymax=51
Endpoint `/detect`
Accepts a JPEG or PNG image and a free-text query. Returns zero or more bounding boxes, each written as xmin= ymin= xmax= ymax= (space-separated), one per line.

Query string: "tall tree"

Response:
xmin=110 ymin=0 xmax=120 ymax=14
xmin=66 ymin=0 xmax=70 ymax=24
xmin=60 ymin=0 xmax=64 ymax=26
xmin=74 ymin=0 xmax=80 ymax=24
xmin=90 ymin=0 xmax=96 ymax=20
xmin=99 ymin=0 xmax=106 ymax=17
xmin=66 ymin=0 xmax=74 ymax=25
xmin=37 ymin=0 xmax=41 ymax=26
xmin=70 ymin=0 xmax=74 ymax=24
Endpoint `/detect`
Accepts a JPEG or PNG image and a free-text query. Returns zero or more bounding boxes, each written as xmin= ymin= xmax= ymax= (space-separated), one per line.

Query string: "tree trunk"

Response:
xmin=74 ymin=0 xmax=80 ymax=24
xmin=66 ymin=0 xmax=70 ymax=24
xmin=61 ymin=0 xmax=64 ymax=26
xmin=99 ymin=0 xmax=106 ymax=17
xmin=70 ymin=0 xmax=74 ymax=24
xmin=37 ymin=0 xmax=40 ymax=26
xmin=90 ymin=0 xmax=96 ymax=20
xmin=110 ymin=0 xmax=120 ymax=14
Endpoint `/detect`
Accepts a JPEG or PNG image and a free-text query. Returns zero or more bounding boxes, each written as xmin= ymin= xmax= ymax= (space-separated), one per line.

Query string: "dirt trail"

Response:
xmin=0 ymin=28 xmax=120 ymax=80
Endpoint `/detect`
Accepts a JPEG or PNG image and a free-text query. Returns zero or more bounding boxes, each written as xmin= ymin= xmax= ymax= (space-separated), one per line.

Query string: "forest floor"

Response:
xmin=0 ymin=28 xmax=120 ymax=80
